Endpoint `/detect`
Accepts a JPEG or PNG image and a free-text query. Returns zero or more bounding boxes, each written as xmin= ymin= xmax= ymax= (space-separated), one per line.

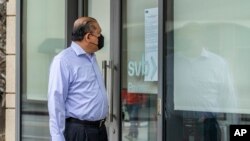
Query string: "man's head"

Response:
xmin=71 ymin=17 xmax=104 ymax=53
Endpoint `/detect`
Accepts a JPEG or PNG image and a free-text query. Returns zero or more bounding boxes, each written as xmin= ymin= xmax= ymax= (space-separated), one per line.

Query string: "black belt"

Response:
xmin=66 ymin=117 xmax=106 ymax=128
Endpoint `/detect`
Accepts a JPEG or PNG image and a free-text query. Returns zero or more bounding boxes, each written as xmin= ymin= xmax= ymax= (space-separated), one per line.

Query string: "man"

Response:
xmin=166 ymin=23 xmax=237 ymax=141
xmin=48 ymin=17 xmax=108 ymax=141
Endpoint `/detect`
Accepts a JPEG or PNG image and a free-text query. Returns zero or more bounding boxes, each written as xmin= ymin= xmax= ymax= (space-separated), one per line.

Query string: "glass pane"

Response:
xmin=22 ymin=0 xmax=65 ymax=140
xmin=88 ymin=0 xmax=110 ymax=67
xmin=165 ymin=0 xmax=250 ymax=141
xmin=121 ymin=0 xmax=158 ymax=141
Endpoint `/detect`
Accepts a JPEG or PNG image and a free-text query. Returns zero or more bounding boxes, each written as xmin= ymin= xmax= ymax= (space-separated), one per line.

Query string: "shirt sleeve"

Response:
xmin=48 ymin=58 xmax=70 ymax=141
xmin=220 ymin=62 xmax=238 ymax=112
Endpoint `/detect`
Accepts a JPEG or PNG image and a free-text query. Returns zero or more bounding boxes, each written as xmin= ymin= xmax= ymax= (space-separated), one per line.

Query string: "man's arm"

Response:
xmin=48 ymin=58 xmax=70 ymax=141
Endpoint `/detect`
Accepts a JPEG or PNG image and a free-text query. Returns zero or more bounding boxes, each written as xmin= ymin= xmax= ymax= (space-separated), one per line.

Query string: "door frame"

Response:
xmin=158 ymin=0 xmax=164 ymax=140
xmin=109 ymin=0 xmax=122 ymax=140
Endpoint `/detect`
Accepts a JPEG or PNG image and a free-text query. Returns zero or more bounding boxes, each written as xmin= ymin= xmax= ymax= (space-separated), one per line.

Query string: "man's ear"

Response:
xmin=86 ymin=33 xmax=91 ymax=39
xmin=84 ymin=33 xmax=91 ymax=41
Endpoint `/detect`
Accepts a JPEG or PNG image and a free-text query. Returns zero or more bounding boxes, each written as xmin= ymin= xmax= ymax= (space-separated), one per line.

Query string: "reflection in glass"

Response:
xmin=165 ymin=1 xmax=250 ymax=140
xmin=122 ymin=90 xmax=149 ymax=140
xmin=174 ymin=23 xmax=237 ymax=113
xmin=122 ymin=89 xmax=157 ymax=141
xmin=165 ymin=23 xmax=239 ymax=141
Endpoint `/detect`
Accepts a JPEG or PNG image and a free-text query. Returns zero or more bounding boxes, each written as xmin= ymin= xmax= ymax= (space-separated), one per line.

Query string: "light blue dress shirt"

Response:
xmin=48 ymin=42 xmax=108 ymax=141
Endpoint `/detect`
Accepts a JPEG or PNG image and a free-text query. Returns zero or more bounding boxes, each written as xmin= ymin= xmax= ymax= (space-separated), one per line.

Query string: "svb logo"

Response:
xmin=230 ymin=125 xmax=250 ymax=141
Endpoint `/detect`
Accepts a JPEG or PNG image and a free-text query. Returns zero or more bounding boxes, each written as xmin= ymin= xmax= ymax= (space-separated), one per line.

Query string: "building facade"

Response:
xmin=4 ymin=0 xmax=16 ymax=141
xmin=3 ymin=0 xmax=250 ymax=141
xmin=0 ymin=2 xmax=6 ymax=141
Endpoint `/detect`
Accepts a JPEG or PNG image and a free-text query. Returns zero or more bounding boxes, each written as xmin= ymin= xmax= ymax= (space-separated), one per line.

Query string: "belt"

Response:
xmin=66 ymin=117 xmax=106 ymax=128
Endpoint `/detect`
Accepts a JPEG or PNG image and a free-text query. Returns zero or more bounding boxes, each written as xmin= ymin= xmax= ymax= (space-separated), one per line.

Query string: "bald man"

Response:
xmin=48 ymin=17 xmax=108 ymax=141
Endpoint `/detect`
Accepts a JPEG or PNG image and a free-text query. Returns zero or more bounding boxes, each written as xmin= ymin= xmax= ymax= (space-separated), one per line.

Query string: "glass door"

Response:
xmin=121 ymin=0 xmax=159 ymax=141
xmin=88 ymin=0 xmax=161 ymax=141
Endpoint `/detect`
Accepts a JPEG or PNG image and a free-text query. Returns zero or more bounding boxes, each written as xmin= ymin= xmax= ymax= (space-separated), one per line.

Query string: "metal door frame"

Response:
xmin=158 ymin=0 xmax=164 ymax=140
xmin=109 ymin=0 xmax=121 ymax=140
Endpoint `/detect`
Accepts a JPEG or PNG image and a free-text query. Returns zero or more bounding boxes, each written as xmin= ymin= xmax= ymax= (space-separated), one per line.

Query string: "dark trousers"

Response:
xmin=64 ymin=120 xmax=108 ymax=141
xmin=203 ymin=118 xmax=221 ymax=141
xmin=183 ymin=118 xmax=221 ymax=141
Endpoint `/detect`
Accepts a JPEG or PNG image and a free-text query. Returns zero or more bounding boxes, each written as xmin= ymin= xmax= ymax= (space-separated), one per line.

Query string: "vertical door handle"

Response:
xmin=157 ymin=98 xmax=162 ymax=116
xmin=102 ymin=61 xmax=107 ymax=88
xmin=102 ymin=60 xmax=114 ymax=122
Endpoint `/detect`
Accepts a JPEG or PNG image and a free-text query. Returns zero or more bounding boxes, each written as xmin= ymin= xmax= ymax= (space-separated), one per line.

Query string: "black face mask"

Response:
xmin=97 ymin=34 xmax=104 ymax=50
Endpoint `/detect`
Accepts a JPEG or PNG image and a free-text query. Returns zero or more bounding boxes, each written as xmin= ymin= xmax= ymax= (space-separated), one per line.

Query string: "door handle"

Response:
xmin=157 ymin=98 xmax=162 ymax=116
xmin=102 ymin=60 xmax=114 ymax=122
xmin=102 ymin=61 xmax=107 ymax=88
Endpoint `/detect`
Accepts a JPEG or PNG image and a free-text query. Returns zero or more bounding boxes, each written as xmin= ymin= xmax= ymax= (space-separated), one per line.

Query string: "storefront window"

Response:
xmin=21 ymin=0 xmax=65 ymax=140
xmin=165 ymin=0 xmax=250 ymax=140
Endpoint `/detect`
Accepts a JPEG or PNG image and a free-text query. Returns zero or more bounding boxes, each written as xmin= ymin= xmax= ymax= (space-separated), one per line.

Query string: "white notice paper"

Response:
xmin=144 ymin=8 xmax=158 ymax=81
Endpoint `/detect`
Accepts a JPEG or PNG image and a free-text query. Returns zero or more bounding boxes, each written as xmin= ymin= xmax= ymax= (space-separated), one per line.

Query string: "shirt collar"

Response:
xmin=176 ymin=47 xmax=210 ymax=60
xmin=200 ymin=48 xmax=210 ymax=58
xmin=70 ymin=41 xmax=96 ymax=60
xmin=70 ymin=41 xmax=87 ymax=56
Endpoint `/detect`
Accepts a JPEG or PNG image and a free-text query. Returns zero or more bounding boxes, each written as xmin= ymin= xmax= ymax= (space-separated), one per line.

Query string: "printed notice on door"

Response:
xmin=144 ymin=8 xmax=158 ymax=81
xmin=127 ymin=7 xmax=158 ymax=94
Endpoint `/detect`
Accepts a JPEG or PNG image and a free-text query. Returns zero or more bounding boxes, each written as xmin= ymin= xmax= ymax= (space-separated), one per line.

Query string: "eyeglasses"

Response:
xmin=90 ymin=33 xmax=100 ymax=38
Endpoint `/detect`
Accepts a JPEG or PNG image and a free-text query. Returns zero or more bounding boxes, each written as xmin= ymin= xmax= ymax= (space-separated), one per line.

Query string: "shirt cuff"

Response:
xmin=51 ymin=134 xmax=65 ymax=141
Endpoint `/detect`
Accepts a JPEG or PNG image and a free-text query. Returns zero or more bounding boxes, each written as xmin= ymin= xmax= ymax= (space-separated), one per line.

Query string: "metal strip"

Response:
xmin=108 ymin=60 xmax=114 ymax=122
xmin=16 ymin=0 xmax=21 ymax=140
xmin=66 ymin=0 xmax=78 ymax=47
xmin=110 ymin=0 xmax=121 ymax=140
xmin=158 ymin=0 xmax=164 ymax=140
